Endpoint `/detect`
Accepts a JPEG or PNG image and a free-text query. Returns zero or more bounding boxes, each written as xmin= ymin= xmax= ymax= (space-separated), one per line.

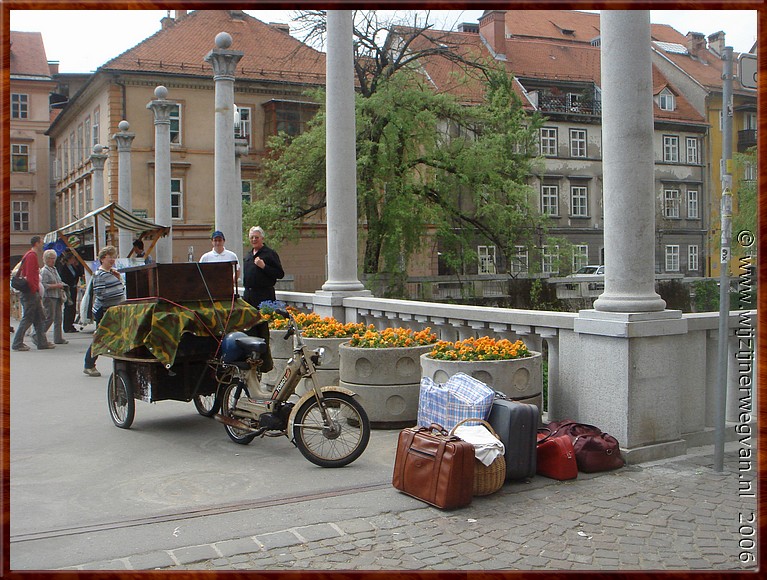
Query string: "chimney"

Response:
xmin=708 ymin=31 xmax=725 ymax=56
xmin=48 ymin=61 xmax=59 ymax=75
xmin=269 ymin=22 xmax=290 ymax=34
xmin=161 ymin=12 xmax=174 ymax=30
xmin=175 ymin=10 xmax=187 ymax=20
xmin=457 ymin=22 xmax=479 ymax=34
xmin=479 ymin=10 xmax=506 ymax=59
xmin=686 ymin=31 xmax=706 ymax=53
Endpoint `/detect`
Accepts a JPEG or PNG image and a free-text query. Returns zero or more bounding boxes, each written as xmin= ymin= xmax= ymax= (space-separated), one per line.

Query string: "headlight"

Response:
xmin=311 ymin=347 xmax=327 ymax=367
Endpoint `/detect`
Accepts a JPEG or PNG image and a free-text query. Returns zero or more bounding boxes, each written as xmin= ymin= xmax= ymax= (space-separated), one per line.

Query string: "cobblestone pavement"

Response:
xmin=63 ymin=442 xmax=757 ymax=572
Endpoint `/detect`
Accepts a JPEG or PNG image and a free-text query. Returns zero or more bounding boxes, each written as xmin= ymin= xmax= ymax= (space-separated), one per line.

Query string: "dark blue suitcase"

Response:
xmin=487 ymin=398 xmax=539 ymax=480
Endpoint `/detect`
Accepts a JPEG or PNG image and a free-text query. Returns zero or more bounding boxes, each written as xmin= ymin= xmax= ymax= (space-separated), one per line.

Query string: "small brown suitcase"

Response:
xmin=392 ymin=423 xmax=474 ymax=509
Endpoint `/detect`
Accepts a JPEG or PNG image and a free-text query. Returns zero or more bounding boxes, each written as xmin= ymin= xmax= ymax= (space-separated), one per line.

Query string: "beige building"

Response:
xmin=46 ymin=10 xmax=326 ymax=283
xmin=9 ymin=31 xmax=57 ymax=261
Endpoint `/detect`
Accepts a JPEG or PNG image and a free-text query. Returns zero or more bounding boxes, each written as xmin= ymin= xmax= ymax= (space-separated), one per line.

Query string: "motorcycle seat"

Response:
xmin=234 ymin=336 xmax=268 ymax=354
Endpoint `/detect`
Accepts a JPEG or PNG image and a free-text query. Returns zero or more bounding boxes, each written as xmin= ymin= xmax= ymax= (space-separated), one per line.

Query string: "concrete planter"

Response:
xmin=339 ymin=342 xmax=434 ymax=429
xmin=264 ymin=333 xmax=345 ymax=395
xmin=420 ymin=351 xmax=543 ymax=403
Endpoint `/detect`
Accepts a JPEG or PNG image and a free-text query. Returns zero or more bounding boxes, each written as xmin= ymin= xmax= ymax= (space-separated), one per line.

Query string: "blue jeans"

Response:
xmin=83 ymin=307 xmax=105 ymax=369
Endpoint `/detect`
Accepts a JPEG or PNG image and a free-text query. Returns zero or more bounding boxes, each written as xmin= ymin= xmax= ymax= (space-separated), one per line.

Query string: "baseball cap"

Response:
xmin=211 ymin=230 xmax=225 ymax=240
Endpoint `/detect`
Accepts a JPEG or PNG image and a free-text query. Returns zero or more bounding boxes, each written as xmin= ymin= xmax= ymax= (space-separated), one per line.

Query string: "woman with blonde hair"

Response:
xmin=40 ymin=249 xmax=69 ymax=345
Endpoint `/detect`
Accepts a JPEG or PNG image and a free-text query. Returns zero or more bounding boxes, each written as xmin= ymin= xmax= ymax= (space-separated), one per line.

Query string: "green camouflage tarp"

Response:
xmin=91 ymin=298 xmax=261 ymax=367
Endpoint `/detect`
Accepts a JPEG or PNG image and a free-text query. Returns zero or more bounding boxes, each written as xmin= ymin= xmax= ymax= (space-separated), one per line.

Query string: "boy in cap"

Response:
xmin=199 ymin=230 xmax=240 ymax=284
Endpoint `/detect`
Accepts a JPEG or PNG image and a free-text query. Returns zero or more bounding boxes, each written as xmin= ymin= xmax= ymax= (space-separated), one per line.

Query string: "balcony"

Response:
xmin=538 ymin=94 xmax=601 ymax=117
xmin=737 ymin=129 xmax=757 ymax=152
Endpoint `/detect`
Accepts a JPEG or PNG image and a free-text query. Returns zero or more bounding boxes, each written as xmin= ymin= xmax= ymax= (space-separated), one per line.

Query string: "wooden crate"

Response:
xmin=121 ymin=262 xmax=235 ymax=302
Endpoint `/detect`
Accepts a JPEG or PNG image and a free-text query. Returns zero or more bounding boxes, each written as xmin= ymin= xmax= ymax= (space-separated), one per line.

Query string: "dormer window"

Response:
xmin=658 ymin=89 xmax=675 ymax=111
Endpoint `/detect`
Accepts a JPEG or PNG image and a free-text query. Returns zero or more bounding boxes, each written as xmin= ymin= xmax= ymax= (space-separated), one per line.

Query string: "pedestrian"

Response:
xmin=11 ymin=236 xmax=55 ymax=351
xmin=199 ymin=230 xmax=240 ymax=285
xmin=40 ymin=249 xmax=69 ymax=345
xmin=57 ymin=250 xmax=82 ymax=333
xmin=83 ymin=246 xmax=126 ymax=377
xmin=242 ymin=226 xmax=284 ymax=308
xmin=132 ymin=238 xmax=153 ymax=264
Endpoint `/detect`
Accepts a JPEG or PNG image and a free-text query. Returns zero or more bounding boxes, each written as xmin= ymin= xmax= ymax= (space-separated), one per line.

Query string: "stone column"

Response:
xmin=594 ymin=11 xmax=665 ymax=314
xmin=205 ymin=32 xmax=244 ymax=257
xmin=146 ymin=86 xmax=175 ymax=263
xmin=90 ymin=145 xmax=108 ymax=253
xmin=234 ymin=137 xmax=249 ymax=265
xmin=112 ymin=120 xmax=135 ymax=256
xmin=558 ymin=12 xmax=690 ymax=464
xmin=314 ymin=10 xmax=370 ymax=319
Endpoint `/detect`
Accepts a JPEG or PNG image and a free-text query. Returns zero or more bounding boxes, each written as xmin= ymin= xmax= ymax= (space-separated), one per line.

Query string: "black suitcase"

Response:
xmin=487 ymin=398 xmax=538 ymax=480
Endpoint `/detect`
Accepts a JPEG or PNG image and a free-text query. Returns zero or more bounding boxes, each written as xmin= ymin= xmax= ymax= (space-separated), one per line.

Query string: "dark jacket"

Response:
xmin=242 ymin=244 xmax=284 ymax=308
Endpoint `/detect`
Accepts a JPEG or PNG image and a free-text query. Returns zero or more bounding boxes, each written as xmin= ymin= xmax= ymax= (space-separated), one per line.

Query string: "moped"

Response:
xmin=214 ymin=309 xmax=370 ymax=467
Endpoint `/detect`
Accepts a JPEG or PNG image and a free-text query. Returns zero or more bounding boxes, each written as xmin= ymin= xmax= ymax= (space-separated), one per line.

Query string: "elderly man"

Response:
xmin=12 ymin=236 xmax=55 ymax=351
xmin=242 ymin=226 xmax=284 ymax=308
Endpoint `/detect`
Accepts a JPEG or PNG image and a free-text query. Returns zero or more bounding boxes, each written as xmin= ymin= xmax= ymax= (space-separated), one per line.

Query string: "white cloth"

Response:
xmin=453 ymin=424 xmax=505 ymax=466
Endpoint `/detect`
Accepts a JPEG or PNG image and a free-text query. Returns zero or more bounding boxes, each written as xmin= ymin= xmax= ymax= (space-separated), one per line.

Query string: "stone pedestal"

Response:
xmin=558 ymin=310 xmax=691 ymax=463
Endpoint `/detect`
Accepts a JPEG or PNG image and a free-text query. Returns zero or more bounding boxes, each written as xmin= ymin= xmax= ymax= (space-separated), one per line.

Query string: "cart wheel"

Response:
xmin=193 ymin=392 xmax=220 ymax=417
xmin=108 ymin=370 xmax=135 ymax=429
xmin=221 ymin=382 xmax=257 ymax=445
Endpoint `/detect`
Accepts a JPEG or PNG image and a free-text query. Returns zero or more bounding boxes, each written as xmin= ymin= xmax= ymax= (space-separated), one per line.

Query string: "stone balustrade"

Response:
xmin=276 ymin=290 xmax=756 ymax=460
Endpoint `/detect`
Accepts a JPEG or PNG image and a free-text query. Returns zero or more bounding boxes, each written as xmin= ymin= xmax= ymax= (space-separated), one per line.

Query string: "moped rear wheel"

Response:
xmin=292 ymin=392 xmax=370 ymax=468
xmin=221 ymin=382 xmax=257 ymax=445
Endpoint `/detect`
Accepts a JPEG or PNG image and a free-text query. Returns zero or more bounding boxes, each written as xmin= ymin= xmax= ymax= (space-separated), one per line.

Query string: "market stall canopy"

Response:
xmin=44 ymin=202 xmax=170 ymax=273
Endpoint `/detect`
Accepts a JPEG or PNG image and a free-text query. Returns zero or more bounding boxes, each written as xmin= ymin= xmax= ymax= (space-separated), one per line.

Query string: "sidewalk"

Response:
xmin=60 ymin=441 xmax=757 ymax=572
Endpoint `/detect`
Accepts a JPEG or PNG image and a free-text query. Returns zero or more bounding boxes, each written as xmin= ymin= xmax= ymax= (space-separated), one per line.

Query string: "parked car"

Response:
xmin=570 ymin=265 xmax=605 ymax=276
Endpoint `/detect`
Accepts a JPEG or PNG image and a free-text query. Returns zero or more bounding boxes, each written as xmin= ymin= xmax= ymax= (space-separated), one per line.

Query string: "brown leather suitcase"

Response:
xmin=392 ymin=423 xmax=474 ymax=509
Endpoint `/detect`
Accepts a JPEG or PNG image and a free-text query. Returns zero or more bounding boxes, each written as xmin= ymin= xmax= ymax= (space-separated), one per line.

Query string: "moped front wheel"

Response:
xmin=292 ymin=392 xmax=370 ymax=468
xmin=221 ymin=382 xmax=257 ymax=445
xmin=193 ymin=391 xmax=220 ymax=417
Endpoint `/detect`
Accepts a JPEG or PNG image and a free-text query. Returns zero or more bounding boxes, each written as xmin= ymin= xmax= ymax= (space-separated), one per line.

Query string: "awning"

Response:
xmin=44 ymin=202 xmax=170 ymax=274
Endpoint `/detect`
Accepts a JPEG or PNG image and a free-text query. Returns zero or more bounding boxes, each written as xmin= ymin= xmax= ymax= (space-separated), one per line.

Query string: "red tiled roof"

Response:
xmin=504 ymin=37 xmax=602 ymax=84
xmin=651 ymin=66 xmax=705 ymax=124
xmin=103 ymin=10 xmax=326 ymax=85
xmin=503 ymin=10 xmax=602 ymax=44
xmin=10 ymin=31 xmax=51 ymax=77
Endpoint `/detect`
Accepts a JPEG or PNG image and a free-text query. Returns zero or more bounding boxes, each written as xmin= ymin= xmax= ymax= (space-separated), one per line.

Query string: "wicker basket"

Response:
xmin=451 ymin=418 xmax=506 ymax=496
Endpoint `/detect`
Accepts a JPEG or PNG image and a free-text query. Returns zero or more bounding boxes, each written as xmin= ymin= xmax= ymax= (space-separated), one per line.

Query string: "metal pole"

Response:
xmin=714 ymin=46 xmax=733 ymax=472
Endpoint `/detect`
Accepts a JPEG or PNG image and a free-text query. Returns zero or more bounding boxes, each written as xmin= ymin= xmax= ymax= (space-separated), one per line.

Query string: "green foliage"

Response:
xmin=246 ymin=42 xmax=545 ymax=286
xmin=692 ymin=279 xmax=719 ymax=312
xmin=732 ymin=148 xmax=757 ymax=258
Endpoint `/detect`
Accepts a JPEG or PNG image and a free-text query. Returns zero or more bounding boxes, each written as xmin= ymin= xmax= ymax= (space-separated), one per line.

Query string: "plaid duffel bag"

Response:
xmin=417 ymin=372 xmax=494 ymax=432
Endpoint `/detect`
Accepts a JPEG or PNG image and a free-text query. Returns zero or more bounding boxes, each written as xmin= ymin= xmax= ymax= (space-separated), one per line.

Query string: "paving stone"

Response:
xmin=256 ymin=530 xmax=302 ymax=550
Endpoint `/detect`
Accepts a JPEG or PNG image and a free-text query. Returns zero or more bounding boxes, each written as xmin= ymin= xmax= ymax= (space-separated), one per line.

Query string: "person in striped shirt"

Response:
xmin=83 ymin=246 xmax=125 ymax=377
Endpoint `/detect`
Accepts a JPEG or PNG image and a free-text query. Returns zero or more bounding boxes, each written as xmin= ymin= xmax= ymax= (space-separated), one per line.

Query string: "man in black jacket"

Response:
xmin=57 ymin=250 xmax=83 ymax=333
xmin=242 ymin=226 xmax=284 ymax=308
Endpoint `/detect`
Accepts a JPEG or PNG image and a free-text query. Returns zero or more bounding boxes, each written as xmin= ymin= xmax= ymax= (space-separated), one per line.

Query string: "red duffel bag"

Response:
xmin=544 ymin=420 xmax=625 ymax=473
xmin=536 ymin=428 xmax=578 ymax=480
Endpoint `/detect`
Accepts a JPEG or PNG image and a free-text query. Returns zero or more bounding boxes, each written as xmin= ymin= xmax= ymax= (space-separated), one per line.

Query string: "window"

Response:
xmin=567 ymin=93 xmax=581 ymax=112
xmin=744 ymin=112 xmax=756 ymax=130
xmin=11 ymin=93 xmax=29 ymax=119
xmin=573 ymin=245 xmax=589 ymax=271
xmin=540 ymin=127 xmax=557 ymax=156
xmin=658 ymin=89 xmax=675 ymax=111
xmin=171 ymin=178 xmax=183 ymax=219
xmin=85 ymin=180 xmax=92 ymax=213
xmin=511 ymin=246 xmax=528 ymax=274
xmin=77 ymin=124 xmax=84 ymax=164
xmin=744 ymin=162 xmax=756 ymax=182
xmin=570 ymin=185 xmax=588 ymax=217
xmin=12 ymin=200 xmax=29 ymax=231
xmin=663 ymin=135 xmax=679 ymax=162
xmin=687 ymin=190 xmax=699 ymax=219
xmin=688 ymin=245 xmax=699 ymax=271
xmin=263 ymin=100 xmax=318 ymax=138
xmin=92 ymin=108 xmax=100 ymax=147
xmin=77 ymin=181 xmax=84 ymax=218
xmin=84 ymin=116 xmax=91 ymax=154
xmin=569 ymin=129 xmax=586 ymax=158
xmin=542 ymin=245 xmax=559 ymax=274
xmin=686 ymin=137 xmax=699 ymax=164
xmin=242 ymin=180 xmax=252 ymax=203
xmin=170 ymin=105 xmax=181 ymax=144
xmin=235 ymin=106 xmax=251 ymax=144
xmin=69 ymin=132 xmax=76 ymax=171
xmin=541 ymin=185 xmax=559 ymax=216
xmin=663 ymin=189 xmax=680 ymax=218
xmin=478 ymin=246 xmax=497 ymax=274
xmin=665 ymin=245 xmax=680 ymax=272
xmin=11 ymin=144 xmax=29 ymax=172
xmin=63 ymin=141 xmax=69 ymax=174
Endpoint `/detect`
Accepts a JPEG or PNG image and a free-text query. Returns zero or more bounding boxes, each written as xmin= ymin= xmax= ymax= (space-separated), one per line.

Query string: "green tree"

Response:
xmin=732 ymin=147 xmax=757 ymax=258
xmin=246 ymin=12 xmax=548 ymax=292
